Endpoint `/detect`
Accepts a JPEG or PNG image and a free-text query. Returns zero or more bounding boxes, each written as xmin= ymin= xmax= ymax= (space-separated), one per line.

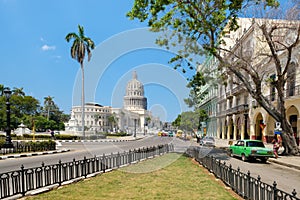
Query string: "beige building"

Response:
xmin=198 ymin=18 xmax=300 ymax=145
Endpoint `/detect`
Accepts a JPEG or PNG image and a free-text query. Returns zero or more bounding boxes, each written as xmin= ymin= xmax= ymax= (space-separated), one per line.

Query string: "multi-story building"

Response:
xmin=198 ymin=18 xmax=300 ymax=144
xmin=196 ymin=55 xmax=219 ymax=137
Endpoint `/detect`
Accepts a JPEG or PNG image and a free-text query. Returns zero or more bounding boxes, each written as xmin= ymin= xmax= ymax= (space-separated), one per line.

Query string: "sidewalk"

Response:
xmin=214 ymin=138 xmax=300 ymax=171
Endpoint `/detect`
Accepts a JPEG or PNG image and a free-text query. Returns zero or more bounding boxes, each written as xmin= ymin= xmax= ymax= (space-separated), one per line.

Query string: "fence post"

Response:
xmin=83 ymin=156 xmax=87 ymax=178
xmin=228 ymin=164 xmax=233 ymax=187
xmin=21 ymin=165 xmax=26 ymax=196
xmin=58 ymin=160 xmax=62 ymax=186
xmin=211 ymin=157 xmax=214 ymax=173
xmin=117 ymin=152 xmax=120 ymax=168
xmin=102 ymin=154 xmax=106 ymax=173
xmin=129 ymin=150 xmax=132 ymax=164
xmin=292 ymin=189 xmax=297 ymax=197
xmin=273 ymin=181 xmax=277 ymax=200
xmin=218 ymin=160 xmax=221 ymax=179
xmin=247 ymin=170 xmax=251 ymax=199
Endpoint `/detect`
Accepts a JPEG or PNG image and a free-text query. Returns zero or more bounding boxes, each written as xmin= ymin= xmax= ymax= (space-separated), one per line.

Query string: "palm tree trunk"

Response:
xmin=81 ymin=63 xmax=85 ymax=139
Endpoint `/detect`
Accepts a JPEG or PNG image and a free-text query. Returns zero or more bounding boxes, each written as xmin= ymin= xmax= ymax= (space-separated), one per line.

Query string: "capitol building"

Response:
xmin=65 ymin=71 xmax=161 ymax=135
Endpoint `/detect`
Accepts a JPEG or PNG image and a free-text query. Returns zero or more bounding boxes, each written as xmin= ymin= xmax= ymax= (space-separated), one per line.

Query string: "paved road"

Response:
xmin=2 ymin=136 xmax=298 ymax=196
xmin=197 ymin=146 xmax=300 ymax=195
xmin=0 ymin=136 xmax=189 ymax=173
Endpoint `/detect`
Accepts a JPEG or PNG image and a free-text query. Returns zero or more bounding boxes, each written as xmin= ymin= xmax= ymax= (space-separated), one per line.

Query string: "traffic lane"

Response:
xmin=0 ymin=136 xmax=173 ymax=173
xmin=210 ymin=149 xmax=300 ymax=194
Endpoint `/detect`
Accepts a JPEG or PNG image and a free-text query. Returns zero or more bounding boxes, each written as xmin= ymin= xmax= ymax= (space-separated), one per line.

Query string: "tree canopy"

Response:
xmin=128 ymin=0 xmax=300 ymax=154
xmin=0 ymin=84 xmax=68 ymax=132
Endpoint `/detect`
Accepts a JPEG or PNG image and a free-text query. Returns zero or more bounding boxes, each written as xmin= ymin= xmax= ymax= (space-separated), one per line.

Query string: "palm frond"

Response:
xmin=65 ymin=32 xmax=78 ymax=42
xmin=78 ymin=24 xmax=85 ymax=38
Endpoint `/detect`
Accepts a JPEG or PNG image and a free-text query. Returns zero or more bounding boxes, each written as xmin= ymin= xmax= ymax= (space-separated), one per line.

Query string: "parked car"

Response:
xmin=161 ymin=131 xmax=168 ymax=137
xmin=168 ymin=131 xmax=174 ymax=137
xmin=199 ymin=136 xmax=215 ymax=147
xmin=176 ymin=130 xmax=183 ymax=138
xmin=229 ymin=139 xmax=274 ymax=162
xmin=157 ymin=131 xmax=162 ymax=136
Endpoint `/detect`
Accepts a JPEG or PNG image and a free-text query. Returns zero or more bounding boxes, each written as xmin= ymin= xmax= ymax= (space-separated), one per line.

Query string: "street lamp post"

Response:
xmin=3 ymin=88 xmax=14 ymax=148
xmin=134 ymin=119 xmax=137 ymax=138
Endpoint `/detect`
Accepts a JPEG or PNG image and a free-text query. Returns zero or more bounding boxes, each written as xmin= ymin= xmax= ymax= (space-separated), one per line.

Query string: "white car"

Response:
xmin=199 ymin=136 xmax=215 ymax=147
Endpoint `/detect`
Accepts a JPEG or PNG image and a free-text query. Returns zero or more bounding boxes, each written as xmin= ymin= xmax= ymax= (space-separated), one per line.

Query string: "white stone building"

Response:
xmin=65 ymin=71 xmax=161 ymax=135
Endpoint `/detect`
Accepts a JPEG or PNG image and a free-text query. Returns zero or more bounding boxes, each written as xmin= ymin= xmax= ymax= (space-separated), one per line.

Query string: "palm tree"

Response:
xmin=65 ymin=25 xmax=95 ymax=139
xmin=108 ymin=115 xmax=116 ymax=132
xmin=44 ymin=96 xmax=54 ymax=120
xmin=0 ymin=84 xmax=4 ymax=96
xmin=12 ymin=87 xmax=25 ymax=96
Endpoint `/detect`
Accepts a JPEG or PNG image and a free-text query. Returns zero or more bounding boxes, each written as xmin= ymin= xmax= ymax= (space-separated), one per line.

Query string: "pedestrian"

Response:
xmin=272 ymin=135 xmax=279 ymax=159
xmin=196 ymin=134 xmax=200 ymax=143
xmin=50 ymin=130 xmax=55 ymax=140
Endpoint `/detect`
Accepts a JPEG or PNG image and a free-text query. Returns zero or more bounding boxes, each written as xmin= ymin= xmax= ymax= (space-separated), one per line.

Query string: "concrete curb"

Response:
xmin=0 ymin=149 xmax=70 ymax=160
xmin=57 ymin=137 xmax=144 ymax=143
xmin=268 ymin=158 xmax=300 ymax=171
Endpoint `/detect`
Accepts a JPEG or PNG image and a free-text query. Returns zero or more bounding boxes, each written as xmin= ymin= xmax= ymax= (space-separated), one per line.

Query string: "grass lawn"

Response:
xmin=26 ymin=153 xmax=241 ymax=200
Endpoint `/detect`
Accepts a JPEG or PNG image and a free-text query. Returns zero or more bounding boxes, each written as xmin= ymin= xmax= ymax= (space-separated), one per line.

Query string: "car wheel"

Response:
xmin=229 ymin=150 xmax=233 ymax=157
xmin=241 ymin=154 xmax=247 ymax=162
xmin=261 ymin=157 xmax=268 ymax=163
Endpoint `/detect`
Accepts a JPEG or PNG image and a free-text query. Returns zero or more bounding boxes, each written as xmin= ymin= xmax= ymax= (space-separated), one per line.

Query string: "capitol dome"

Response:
xmin=126 ymin=71 xmax=144 ymax=96
xmin=124 ymin=71 xmax=147 ymax=110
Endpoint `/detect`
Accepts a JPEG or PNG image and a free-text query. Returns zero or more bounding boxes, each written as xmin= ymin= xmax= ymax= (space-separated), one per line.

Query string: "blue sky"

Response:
xmin=0 ymin=0 xmax=197 ymax=122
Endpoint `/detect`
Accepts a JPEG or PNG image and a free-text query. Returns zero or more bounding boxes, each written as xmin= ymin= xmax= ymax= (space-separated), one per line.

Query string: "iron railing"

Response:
xmin=0 ymin=143 xmax=173 ymax=199
xmin=187 ymin=147 xmax=299 ymax=200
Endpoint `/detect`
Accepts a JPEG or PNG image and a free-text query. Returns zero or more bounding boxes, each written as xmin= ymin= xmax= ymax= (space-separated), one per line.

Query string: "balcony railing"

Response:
xmin=217 ymin=104 xmax=249 ymax=116
xmin=266 ymin=85 xmax=300 ymax=102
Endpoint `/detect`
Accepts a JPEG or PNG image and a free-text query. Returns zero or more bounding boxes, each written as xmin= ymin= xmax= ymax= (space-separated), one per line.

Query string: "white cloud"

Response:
xmin=41 ymin=44 xmax=56 ymax=51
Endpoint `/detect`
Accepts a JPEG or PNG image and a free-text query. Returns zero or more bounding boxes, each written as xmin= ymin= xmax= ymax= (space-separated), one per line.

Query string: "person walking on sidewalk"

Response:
xmin=272 ymin=135 xmax=280 ymax=159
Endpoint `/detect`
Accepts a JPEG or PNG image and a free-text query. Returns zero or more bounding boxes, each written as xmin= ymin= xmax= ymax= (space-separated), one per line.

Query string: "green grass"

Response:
xmin=27 ymin=153 xmax=240 ymax=200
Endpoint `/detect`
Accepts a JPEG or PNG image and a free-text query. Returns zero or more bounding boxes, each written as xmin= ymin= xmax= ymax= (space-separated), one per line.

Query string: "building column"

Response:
xmin=227 ymin=116 xmax=231 ymax=139
xmin=233 ymin=96 xmax=237 ymax=107
xmin=250 ymin=122 xmax=256 ymax=140
xmin=233 ymin=114 xmax=237 ymax=140
xmin=217 ymin=119 xmax=221 ymax=139
xmin=241 ymin=122 xmax=245 ymax=140
xmin=222 ymin=125 xmax=226 ymax=139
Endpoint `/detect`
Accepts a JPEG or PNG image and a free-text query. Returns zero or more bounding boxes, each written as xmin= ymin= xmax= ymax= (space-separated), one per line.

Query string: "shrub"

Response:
xmin=104 ymin=132 xmax=128 ymax=137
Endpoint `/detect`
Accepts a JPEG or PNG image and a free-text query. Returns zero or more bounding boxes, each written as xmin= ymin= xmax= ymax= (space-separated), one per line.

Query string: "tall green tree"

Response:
xmin=12 ymin=87 xmax=25 ymax=96
xmin=65 ymin=25 xmax=95 ymax=138
xmin=43 ymin=96 xmax=54 ymax=120
xmin=0 ymin=84 xmax=5 ymax=96
xmin=128 ymin=0 xmax=300 ymax=155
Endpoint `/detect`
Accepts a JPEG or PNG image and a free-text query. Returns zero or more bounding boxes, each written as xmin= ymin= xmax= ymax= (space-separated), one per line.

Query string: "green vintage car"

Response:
xmin=229 ymin=139 xmax=274 ymax=162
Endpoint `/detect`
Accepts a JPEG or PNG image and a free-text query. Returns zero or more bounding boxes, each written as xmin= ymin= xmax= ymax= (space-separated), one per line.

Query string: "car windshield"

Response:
xmin=246 ymin=141 xmax=265 ymax=148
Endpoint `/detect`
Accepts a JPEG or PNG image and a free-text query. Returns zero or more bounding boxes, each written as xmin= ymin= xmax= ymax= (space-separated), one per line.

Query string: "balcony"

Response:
xmin=217 ymin=104 xmax=249 ymax=117
xmin=227 ymin=104 xmax=249 ymax=115
xmin=266 ymin=85 xmax=300 ymax=102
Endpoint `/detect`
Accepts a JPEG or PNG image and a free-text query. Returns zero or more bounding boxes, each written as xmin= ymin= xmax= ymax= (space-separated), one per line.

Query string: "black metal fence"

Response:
xmin=0 ymin=144 xmax=173 ymax=199
xmin=187 ymin=147 xmax=299 ymax=200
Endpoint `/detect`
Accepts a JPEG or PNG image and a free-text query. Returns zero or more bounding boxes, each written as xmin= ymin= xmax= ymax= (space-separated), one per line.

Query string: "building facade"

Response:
xmin=198 ymin=18 xmax=300 ymax=144
xmin=65 ymin=71 xmax=160 ymax=135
